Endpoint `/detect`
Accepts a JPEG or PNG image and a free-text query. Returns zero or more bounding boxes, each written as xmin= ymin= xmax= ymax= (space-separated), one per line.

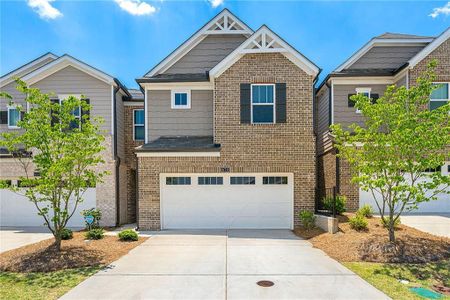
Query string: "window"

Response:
xmin=423 ymin=166 xmax=442 ymax=173
xmin=230 ymin=176 xmax=255 ymax=185
xmin=59 ymin=97 xmax=81 ymax=129
xmin=430 ymin=83 xmax=449 ymax=110
xmin=355 ymin=87 xmax=371 ymax=114
xmin=263 ymin=176 xmax=288 ymax=185
xmin=134 ymin=109 xmax=144 ymax=141
xmin=171 ymin=90 xmax=191 ymax=109
xmin=198 ymin=176 xmax=223 ymax=185
xmin=7 ymin=106 xmax=20 ymax=128
xmin=251 ymin=84 xmax=275 ymax=123
xmin=166 ymin=177 xmax=191 ymax=185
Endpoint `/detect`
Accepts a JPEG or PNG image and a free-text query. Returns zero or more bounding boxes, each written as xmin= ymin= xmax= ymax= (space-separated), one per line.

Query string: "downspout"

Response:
xmin=325 ymin=81 xmax=340 ymax=194
xmin=312 ymin=70 xmax=321 ymax=211
xmin=113 ymin=81 xmax=120 ymax=227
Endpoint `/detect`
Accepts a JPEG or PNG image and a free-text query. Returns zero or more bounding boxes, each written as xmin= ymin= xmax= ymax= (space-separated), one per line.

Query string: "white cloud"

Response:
xmin=115 ymin=0 xmax=156 ymax=16
xmin=429 ymin=2 xmax=450 ymax=18
xmin=209 ymin=0 xmax=224 ymax=8
xmin=27 ymin=0 xmax=63 ymax=20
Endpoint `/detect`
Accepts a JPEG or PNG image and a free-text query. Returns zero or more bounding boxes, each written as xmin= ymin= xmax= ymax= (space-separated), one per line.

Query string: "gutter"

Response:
xmin=113 ymin=79 xmax=121 ymax=227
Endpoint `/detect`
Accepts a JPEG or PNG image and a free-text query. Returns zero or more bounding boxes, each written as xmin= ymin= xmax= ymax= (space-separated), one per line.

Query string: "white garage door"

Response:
xmin=160 ymin=173 xmax=294 ymax=229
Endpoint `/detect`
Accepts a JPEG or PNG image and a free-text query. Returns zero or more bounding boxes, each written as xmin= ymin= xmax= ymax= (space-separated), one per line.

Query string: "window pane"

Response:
xmin=431 ymin=83 xmax=448 ymax=99
xmin=166 ymin=177 xmax=191 ymax=185
xmin=253 ymin=105 xmax=274 ymax=123
xmin=262 ymin=176 xmax=288 ymax=185
xmin=135 ymin=126 xmax=145 ymax=140
xmin=134 ymin=110 xmax=144 ymax=125
xmin=175 ymin=93 xmax=188 ymax=106
xmin=8 ymin=109 xmax=19 ymax=126
xmin=252 ymin=85 xmax=274 ymax=104
xmin=430 ymin=100 xmax=448 ymax=110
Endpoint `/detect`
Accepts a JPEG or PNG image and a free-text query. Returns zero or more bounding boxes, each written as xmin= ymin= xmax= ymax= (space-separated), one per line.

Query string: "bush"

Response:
xmin=299 ymin=210 xmax=316 ymax=230
xmin=118 ymin=229 xmax=139 ymax=241
xmin=81 ymin=208 xmax=102 ymax=229
xmin=381 ymin=216 xmax=401 ymax=229
xmin=323 ymin=195 xmax=346 ymax=215
xmin=357 ymin=204 xmax=374 ymax=218
xmin=349 ymin=214 xmax=368 ymax=231
xmin=61 ymin=228 xmax=73 ymax=240
xmin=85 ymin=228 xmax=104 ymax=240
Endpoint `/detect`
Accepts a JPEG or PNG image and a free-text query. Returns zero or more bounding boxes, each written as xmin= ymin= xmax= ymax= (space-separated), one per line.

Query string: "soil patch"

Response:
xmin=294 ymin=214 xmax=450 ymax=263
xmin=0 ymin=232 xmax=148 ymax=272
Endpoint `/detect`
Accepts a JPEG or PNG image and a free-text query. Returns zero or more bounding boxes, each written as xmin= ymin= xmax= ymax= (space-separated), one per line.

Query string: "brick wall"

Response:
xmin=138 ymin=53 xmax=316 ymax=230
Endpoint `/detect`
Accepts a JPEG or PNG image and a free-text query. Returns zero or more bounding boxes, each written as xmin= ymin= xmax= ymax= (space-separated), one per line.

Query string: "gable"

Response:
xmin=347 ymin=45 xmax=425 ymax=70
xmin=164 ymin=34 xmax=247 ymax=74
xmin=144 ymin=9 xmax=253 ymax=78
xmin=409 ymin=27 xmax=450 ymax=68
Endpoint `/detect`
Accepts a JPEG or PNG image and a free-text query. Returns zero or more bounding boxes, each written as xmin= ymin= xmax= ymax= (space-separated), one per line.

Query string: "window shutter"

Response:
xmin=50 ymin=99 xmax=59 ymax=126
xmin=240 ymin=83 xmax=251 ymax=124
xmin=276 ymin=83 xmax=286 ymax=123
xmin=371 ymin=94 xmax=379 ymax=104
xmin=81 ymin=98 xmax=90 ymax=124
xmin=0 ymin=111 xmax=7 ymax=124
xmin=348 ymin=94 xmax=357 ymax=107
xmin=20 ymin=111 xmax=25 ymax=121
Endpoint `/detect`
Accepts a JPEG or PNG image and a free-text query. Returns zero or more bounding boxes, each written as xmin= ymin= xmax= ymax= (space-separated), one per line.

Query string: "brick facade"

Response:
xmin=137 ymin=53 xmax=316 ymax=230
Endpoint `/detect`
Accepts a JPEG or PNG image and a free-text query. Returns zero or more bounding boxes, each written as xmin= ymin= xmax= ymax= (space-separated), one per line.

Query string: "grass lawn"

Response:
xmin=344 ymin=261 xmax=450 ymax=300
xmin=0 ymin=267 xmax=101 ymax=300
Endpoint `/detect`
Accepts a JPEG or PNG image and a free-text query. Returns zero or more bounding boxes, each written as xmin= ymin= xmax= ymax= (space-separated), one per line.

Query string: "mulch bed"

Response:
xmin=294 ymin=214 xmax=450 ymax=263
xmin=0 ymin=232 xmax=148 ymax=273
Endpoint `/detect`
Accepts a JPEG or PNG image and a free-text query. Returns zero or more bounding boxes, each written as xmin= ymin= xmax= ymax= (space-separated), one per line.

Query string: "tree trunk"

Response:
xmin=53 ymin=235 xmax=62 ymax=251
xmin=388 ymin=213 xmax=396 ymax=243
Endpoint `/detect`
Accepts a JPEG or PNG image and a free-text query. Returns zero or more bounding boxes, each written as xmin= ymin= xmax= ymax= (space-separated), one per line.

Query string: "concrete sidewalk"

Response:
xmin=0 ymin=227 xmax=53 ymax=253
xmin=401 ymin=214 xmax=450 ymax=238
xmin=61 ymin=229 xmax=389 ymax=300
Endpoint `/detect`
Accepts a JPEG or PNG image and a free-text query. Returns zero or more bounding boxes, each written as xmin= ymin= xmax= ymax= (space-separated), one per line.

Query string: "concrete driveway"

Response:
xmin=0 ymin=227 xmax=53 ymax=253
xmin=401 ymin=214 xmax=450 ymax=238
xmin=62 ymin=230 xmax=387 ymax=300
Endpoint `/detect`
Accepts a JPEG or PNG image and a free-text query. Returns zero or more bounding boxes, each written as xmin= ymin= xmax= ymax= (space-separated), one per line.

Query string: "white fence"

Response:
xmin=0 ymin=188 xmax=96 ymax=227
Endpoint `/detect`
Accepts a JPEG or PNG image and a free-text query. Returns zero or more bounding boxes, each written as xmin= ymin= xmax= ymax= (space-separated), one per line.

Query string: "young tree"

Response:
xmin=0 ymin=80 xmax=107 ymax=250
xmin=331 ymin=61 xmax=450 ymax=243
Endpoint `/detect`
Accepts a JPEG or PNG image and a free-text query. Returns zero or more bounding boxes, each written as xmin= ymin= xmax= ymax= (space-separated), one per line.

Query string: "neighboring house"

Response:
xmin=135 ymin=9 xmax=320 ymax=230
xmin=316 ymin=27 xmax=450 ymax=213
xmin=0 ymin=53 xmax=134 ymax=227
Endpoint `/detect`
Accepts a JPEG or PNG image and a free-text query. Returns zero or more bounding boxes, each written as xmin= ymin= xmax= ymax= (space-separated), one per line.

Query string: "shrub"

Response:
xmin=349 ymin=214 xmax=368 ymax=231
xmin=81 ymin=208 xmax=102 ymax=229
xmin=381 ymin=216 xmax=401 ymax=229
xmin=357 ymin=204 xmax=374 ymax=218
xmin=60 ymin=228 xmax=73 ymax=240
xmin=299 ymin=210 xmax=316 ymax=230
xmin=85 ymin=228 xmax=104 ymax=240
xmin=118 ymin=229 xmax=139 ymax=241
xmin=323 ymin=195 xmax=346 ymax=215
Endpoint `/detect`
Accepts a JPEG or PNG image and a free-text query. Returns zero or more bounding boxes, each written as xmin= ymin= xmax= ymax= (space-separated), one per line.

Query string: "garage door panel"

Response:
xmin=161 ymin=173 xmax=293 ymax=229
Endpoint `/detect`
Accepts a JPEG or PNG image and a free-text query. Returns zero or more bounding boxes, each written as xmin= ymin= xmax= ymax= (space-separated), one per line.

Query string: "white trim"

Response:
xmin=409 ymin=28 xmax=450 ymax=68
xmin=355 ymin=87 xmax=371 ymax=113
xmin=140 ymin=82 xmax=213 ymax=91
xmin=136 ymin=151 xmax=220 ymax=157
xmin=7 ymin=105 xmax=20 ymax=129
xmin=0 ymin=53 xmax=58 ymax=88
xmin=146 ymin=9 xmax=253 ymax=77
xmin=58 ymin=94 xmax=82 ymax=100
xmin=171 ymin=89 xmax=191 ymax=109
xmin=22 ymin=55 xmax=116 ymax=86
xmin=111 ymin=85 xmax=114 ymax=136
xmin=331 ymin=81 xmax=334 ymax=124
xmin=250 ymin=83 xmax=276 ymax=124
xmin=133 ymin=108 xmax=145 ymax=141
xmin=209 ymin=25 xmax=320 ymax=78
xmin=335 ymin=38 xmax=433 ymax=72
xmin=144 ymin=89 xmax=148 ymax=143
xmin=123 ymin=101 xmax=144 ymax=107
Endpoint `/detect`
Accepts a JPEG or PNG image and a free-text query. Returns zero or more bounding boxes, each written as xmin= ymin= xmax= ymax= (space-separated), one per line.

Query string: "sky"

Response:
xmin=0 ymin=0 xmax=449 ymax=88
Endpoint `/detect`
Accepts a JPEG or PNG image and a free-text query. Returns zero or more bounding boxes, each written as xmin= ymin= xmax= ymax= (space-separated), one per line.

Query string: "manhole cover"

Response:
xmin=257 ymin=280 xmax=274 ymax=287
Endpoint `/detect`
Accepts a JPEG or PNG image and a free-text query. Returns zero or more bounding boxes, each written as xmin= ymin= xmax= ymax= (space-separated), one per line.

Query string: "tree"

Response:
xmin=330 ymin=61 xmax=450 ymax=243
xmin=0 ymin=79 xmax=107 ymax=250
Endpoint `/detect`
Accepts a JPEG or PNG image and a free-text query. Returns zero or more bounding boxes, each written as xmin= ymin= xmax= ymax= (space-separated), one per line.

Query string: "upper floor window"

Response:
xmin=7 ymin=106 xmax=21 ymax=128
xmin=171 ymin=90 xmax=191 ymax=109
xmin=251 ymin=84 xmax=275 ymax=123
xmin=430 ymin=83 xmax=449 ymax=110
xmin=354 ymin=87 xmax=371 ymax=114
xmin=59 ymin=95 xmax=81 ymax=129
xmin=134 ymin=109 xmax=144 ymax=141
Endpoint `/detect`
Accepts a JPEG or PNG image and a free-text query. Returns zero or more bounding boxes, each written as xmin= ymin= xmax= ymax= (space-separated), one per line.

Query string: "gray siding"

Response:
xmin=147 ymin=90 xmax=213 ymax=141
xmin=116 ymin=91 xmax=125 ymax=159
xmin=348 ymin=46 xmax=425 ymax=70
xmin=316 ymin=86 xmax=332 ymax=154
xmin=164 ymin=34 xmax=247 ymax=74
xmin=31 ymin=66 xmax=113 ymax=133
xmin=333 ymin=84 xmax=388 ymax=128
xmin=1 ymin=56 xmax=56 ymax=83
